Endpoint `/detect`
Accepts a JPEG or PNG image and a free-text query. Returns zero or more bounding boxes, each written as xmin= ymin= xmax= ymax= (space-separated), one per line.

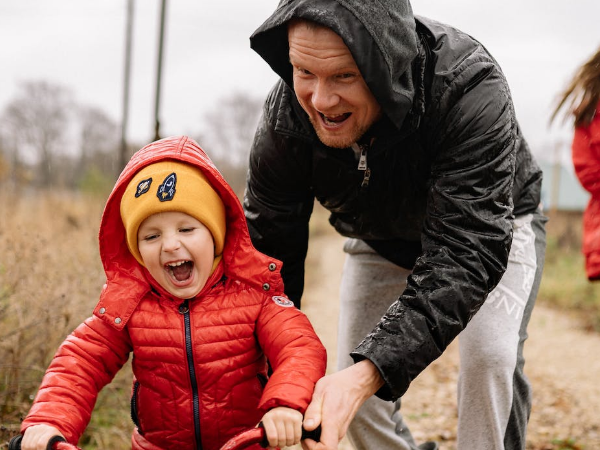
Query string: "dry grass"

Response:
xmin=0 ymin=193 xmax=132 ymax=448
xmin=539 ymin=211 xmax=600 ymax=332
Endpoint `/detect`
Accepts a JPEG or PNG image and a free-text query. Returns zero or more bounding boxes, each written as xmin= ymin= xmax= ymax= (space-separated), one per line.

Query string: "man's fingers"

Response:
xmin=303 ymin=392 xmax=341 ymax=449
xmin=302 ymin=389 xmax=325 ymax=449
xmin=316 ymin=421 xmax=341 ymax=450
xmin=302 ymin=391 xmax=323 ymax=431
xmin=301 ymin=438 xmax=315 ymax=450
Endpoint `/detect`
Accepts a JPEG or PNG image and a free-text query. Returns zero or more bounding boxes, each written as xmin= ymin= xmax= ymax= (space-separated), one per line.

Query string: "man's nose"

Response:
xmin=311 ymin=80 xmax=340 ymax=111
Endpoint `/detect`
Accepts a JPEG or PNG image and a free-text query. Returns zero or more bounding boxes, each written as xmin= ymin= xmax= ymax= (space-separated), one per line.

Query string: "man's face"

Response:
xmin=288 ymin=21 xmax=382 ymax=148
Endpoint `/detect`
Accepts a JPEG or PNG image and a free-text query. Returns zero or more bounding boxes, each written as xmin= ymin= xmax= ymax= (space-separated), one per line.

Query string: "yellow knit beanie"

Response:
xmin=120 ymin=161 xmax=226 ymax=266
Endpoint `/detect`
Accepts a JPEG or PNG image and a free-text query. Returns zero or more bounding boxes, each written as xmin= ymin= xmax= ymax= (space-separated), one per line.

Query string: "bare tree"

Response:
xmin=198 ymin=92 xmax=263 ymax=196
xmin=0 ymin=107 xmax=29 ymax=189
xmin=2 ymin=81 xmax=72 ymax=187
xmin=77 ymin=105 xmax=120 ymax=185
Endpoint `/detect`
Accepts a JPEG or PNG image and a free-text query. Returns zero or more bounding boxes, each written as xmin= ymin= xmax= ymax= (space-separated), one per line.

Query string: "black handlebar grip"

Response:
xmin=7 ymin=434 xmax=67 ymax=450
xmin=46 ymin=436 xmax=67 ymax=450
xmin=301 ymin=425 xmax=321 ymax=442
xmin=8 ymin=435 xmax=22 ymax=450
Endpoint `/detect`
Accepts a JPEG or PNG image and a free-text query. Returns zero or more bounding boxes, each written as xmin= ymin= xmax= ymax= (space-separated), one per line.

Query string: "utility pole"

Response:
xmin=154 ymin=0 xmax=168 ymax=141
xmin=120 ymin=0 xmax=134 ymax=172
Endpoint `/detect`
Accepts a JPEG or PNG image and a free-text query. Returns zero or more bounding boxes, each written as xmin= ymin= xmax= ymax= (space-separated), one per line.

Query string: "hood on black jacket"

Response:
xmin=250 ymin=0 xmax=419 ymax=129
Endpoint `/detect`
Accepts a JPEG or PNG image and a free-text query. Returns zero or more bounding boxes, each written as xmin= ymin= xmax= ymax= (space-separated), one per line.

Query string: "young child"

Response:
xmin=19 ymin=136 xmax=327 ymax=450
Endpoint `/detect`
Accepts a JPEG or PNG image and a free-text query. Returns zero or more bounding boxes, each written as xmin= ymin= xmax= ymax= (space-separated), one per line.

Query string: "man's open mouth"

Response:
xmin=320 ymin=112 xmax=351 ymax=126
xmin=166 ymin=260 xmax=193 ymax=282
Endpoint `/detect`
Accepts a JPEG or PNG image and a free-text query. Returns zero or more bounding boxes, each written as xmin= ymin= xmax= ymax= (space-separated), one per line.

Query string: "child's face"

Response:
xmin=137 ymin=211 xmax=215 ymax=299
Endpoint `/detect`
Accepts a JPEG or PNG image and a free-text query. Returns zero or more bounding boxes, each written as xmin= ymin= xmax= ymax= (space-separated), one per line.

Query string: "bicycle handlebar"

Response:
xmin=220 ymin=424 xmax=321 ymax=450
xmin=8 ymin=423 xmax=321 ymax=450
xmin=8 ymin=435 xmax=81 ymax=450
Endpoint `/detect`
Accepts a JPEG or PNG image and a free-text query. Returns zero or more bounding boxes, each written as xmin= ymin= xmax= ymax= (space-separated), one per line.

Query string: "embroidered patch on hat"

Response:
xmin=272 ymin=295 xmax=294 ymax=308
xmin=135 ymin=178 xmax=152 ymax=198
xmin=157 ymin=172 xmax=177 ymax=202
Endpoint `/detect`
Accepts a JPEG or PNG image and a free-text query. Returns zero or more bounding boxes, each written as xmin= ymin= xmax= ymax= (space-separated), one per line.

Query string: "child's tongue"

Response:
xmin=171 ymin=262 xmax=192 ymax=281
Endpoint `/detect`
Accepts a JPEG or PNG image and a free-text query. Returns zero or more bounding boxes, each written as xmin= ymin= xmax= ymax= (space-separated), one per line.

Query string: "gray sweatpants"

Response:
xmin=337 ymin=213 xmax=546 ymax=450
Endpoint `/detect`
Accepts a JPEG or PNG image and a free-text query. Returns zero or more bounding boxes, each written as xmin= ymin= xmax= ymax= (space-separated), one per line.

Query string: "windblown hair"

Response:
xmin=552 ymin=46 xmax=600 ymax=127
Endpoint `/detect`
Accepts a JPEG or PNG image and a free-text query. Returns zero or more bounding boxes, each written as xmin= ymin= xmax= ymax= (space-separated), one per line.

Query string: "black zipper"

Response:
xmin=130 ymin=380 xmax=142 ymax=433
xmin=179 ymin=299 xmax=202 ymax=450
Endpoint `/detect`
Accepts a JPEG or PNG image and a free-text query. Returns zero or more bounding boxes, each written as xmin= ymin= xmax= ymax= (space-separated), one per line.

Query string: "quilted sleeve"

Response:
xmin=255 ymin=295 xmax=326 ymax=413
xmin=20 ymin=315 xmax=132 ymax=444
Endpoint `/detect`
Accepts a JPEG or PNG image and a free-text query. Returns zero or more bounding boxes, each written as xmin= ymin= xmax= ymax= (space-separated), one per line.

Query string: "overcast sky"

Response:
xmin=1 ymin=0 xmax=599 ymax=164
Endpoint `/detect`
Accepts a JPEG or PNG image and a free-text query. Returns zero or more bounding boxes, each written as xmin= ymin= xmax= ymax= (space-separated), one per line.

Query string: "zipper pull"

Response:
xmin=178 ymin=299 xmax=189 ymax=314
xmin=357 ymin=145 xmax=368 ymax=171
xmin=352 ymin=141 xmax=372 ymax=187
xmin=351 ymin=143 xmax=368 ymax=171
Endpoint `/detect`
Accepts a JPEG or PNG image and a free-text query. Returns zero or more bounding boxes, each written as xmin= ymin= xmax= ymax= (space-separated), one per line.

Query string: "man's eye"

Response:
xmin=294 ymin=66 xmax=312 ymax=76
xmin=338 ymin=73 xmax=355 ymax=79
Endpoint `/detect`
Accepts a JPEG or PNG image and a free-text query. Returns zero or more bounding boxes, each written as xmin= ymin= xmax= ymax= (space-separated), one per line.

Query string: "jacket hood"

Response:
xmin=96 ymin=136 xmax=284 ymax=329
xmin=250 ymin=0 xmax=419 ymax=128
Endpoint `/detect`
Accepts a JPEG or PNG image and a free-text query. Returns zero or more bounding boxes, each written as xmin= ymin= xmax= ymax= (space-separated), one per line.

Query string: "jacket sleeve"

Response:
xmin=572 ymin=118 xmax=600 ymax=197
xmin=20 ymin=315 xmax=132 ymax=443
xmin=352 ymin=49 xmax=518 ymax=401
xmin=244 ymin=85 xmax=315 ymax=307
xmin=255 ymin=295 xmax=327 ymax=413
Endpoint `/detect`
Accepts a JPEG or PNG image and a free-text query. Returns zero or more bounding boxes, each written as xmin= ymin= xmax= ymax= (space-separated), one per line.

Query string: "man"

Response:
xmin=244 ymin=1 xmax=546 ymax=449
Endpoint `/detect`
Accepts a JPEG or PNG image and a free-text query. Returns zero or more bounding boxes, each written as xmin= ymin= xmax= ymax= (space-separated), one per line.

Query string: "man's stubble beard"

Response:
xmin=308 ymin=114 xmax=379 ymax=149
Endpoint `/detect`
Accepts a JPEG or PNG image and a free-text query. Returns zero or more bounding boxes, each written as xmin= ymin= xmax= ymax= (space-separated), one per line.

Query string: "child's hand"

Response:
xmin=21 ymin=424 xmax=64 ymax=450
xmin=261 ymin=406 xmax=303 ymax=449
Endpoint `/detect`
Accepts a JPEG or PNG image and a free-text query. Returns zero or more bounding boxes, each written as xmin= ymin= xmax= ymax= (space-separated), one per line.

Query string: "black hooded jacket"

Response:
xmin=244 ymin=0 xmax=543 ymax=400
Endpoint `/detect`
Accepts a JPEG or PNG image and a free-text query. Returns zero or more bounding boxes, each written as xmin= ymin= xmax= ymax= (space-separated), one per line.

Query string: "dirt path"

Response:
xmin=300 ymin=230 xmax=600 ymax=450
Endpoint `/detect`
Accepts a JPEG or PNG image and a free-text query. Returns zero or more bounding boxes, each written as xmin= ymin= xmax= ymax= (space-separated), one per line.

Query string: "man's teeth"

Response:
xmin=322 ymin=113 xmax=349 ymax=125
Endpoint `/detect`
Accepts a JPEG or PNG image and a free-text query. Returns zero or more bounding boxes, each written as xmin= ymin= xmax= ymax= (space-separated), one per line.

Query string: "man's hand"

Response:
xmin=301 ymin=360 xmax=385 ymax=450
xmin=21 ymin=424 xmax=64 ymax=450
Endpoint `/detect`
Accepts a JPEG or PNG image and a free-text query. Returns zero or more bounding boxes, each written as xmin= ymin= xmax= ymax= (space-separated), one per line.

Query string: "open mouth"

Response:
xmin=320 ymin=112 xmax=351 ymax=126
xmin=166 ymin=260 xmax=194 ymax=282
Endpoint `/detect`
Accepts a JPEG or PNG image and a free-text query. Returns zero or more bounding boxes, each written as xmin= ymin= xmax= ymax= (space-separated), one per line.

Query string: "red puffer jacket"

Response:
xmin=573 ymin=107 xmax=600 ymax=280
xmin=21 ymin=136 xmax=327 ymax=450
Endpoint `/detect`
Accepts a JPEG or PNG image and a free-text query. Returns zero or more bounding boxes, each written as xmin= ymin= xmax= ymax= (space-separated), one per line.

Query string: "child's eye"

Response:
xmin=143 ymin=233 xmax=159 ymax=241
xmin=179 ymin=227 xmax=195 ymax=233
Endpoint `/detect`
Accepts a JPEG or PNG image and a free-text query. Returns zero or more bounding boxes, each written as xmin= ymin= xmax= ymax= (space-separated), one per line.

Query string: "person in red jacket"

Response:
xmin=18 ymin=136 xmax=327 ymax=450
xmin=553 ymin=46 xmax=600 ymax=280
